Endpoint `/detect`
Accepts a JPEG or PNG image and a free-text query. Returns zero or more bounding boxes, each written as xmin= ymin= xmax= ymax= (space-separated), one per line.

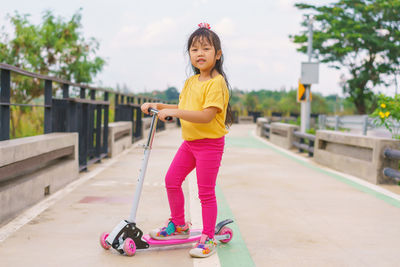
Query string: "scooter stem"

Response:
xmin=128 ymin=111 xmax=159 ymax=223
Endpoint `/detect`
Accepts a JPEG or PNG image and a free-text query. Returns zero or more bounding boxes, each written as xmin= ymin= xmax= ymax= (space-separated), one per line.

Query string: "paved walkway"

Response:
xmin=1 ymin=124 xmax=400 ymax=267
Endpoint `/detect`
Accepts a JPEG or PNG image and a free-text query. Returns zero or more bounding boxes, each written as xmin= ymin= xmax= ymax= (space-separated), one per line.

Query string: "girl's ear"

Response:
xmin=216 ymin=50 xmax=222 ymax=60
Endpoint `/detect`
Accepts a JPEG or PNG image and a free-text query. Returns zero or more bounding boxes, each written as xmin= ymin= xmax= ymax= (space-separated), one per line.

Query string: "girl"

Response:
xmin=141 ymin=22 xmax=233 ymax=258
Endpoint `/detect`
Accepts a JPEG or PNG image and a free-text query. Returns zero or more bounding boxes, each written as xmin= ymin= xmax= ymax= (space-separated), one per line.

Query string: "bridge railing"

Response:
xmin=383 ymin=148 xmax=400 ymax=183
xmin=292 ymin=131 xmax=315 ymax=157
xmin=318 ymin=114 xmax=400 ymax=136
xmin=0 ymin=63 xmax=165 ymax=171
xmin=256 ymin=118 xmax=400 ymax=185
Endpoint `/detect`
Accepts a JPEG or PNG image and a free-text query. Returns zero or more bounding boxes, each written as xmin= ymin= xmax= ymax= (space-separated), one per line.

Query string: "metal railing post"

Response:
xmin=335 ymin=115 xmax=340 ymax=131
xmin=319 ymin=114 xmax=326 ymax=130
xmin=95 ymin=104 xmax=102 ymax=159
xmin=80 ymin=87 xmax=86 ymax=99
xmin=44 ymin=80 xmax=53 ymax=134
xmin=362 ymin=115 xmax=368 ymax=136
xmin=136 ymin=97 xmax=143 ymax=139
xmin=103 ymin=92 xmax=109 ymax=154
xmin=0 ymin=69 xmax=10 ymax=140
xmin=88 ymin=90 xmax=95 ymax=154
xmin=115 ymin=93 xmax=119 ymax=121
xmin=62 ymin=84 xmax=69 ymax=98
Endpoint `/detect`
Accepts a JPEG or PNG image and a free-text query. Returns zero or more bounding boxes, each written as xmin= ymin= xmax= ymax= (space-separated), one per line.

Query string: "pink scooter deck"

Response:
xmin=142 ymin=229 xmax=202 ymax=246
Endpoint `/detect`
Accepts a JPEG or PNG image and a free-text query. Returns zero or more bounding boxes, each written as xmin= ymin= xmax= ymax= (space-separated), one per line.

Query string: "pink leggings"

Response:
xmin=165 ymin=136 xmax=225 ymax=238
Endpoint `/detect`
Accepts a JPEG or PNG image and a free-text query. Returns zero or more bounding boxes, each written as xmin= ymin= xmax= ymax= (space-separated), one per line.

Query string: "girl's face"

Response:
xmin=189 ymin=37 xmax=222 ymax=75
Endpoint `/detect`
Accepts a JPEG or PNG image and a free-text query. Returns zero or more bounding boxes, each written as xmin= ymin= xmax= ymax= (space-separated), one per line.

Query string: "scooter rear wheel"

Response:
xmin=123 ymin=238 xmax=136 ymax=256
xmin=100 ymin=232 xmax=111 ymax=250
xmin=219 ymin=227 xmax=233 ymax=243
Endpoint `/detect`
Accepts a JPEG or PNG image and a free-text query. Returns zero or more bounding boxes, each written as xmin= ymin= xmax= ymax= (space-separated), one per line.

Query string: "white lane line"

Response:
xmin=188 ymin=172 xmax=221 ymax=267
xmin=0 ymin=145 xmax=135 ymax=243
xmin=252 ymin=131 xmax=400 ymax=202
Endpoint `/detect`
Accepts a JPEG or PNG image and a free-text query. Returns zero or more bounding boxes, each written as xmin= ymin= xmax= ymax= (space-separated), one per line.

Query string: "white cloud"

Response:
xmin=193 ymin=0 xmax=209 ymax=8
xmin=214 ymin=17 xmax=235 ymax=36
xmin=110 ymin=17 xmax=179 ymax=49
xmin=275 ymin=0 xmax=296 ymax=9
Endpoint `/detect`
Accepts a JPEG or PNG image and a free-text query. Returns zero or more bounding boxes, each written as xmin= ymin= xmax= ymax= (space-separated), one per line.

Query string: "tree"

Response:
xmin=291 ymin=0 xmax=400 ymax=114
xmin=278 ymin=90 xmax=300 ymax=114
xmin=261 ymin=97 xmax=278 ymax=113
xmin=244 ymin=93 xmax=258 ymax=111
xmin=165 ymin=86 xmax=179 ymax=101
xmin=311 ymin=93 xmax=330 ymax=114
xmin=0 ymin=9 xmax=106 ymax=137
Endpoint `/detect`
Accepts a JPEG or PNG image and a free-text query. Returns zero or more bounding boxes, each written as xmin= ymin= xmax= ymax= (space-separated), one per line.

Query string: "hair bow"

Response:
xmin=198 ymin=22 xmax=211 ymax=29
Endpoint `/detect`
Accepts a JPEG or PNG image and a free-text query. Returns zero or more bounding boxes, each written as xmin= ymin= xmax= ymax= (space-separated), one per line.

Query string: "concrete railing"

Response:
xmin=293 ymin=131 xmax=315 ymax=157
xmin=239 ymin=116 xmax=254 ymax=124
xmin=107 ymin=122 xmax=132 ymax=158
xmin=0 ymin=133 xmax=78 ymax=225
xmin=269 ymin=122 xmax=299 ymax=149
xmin=256 ymin=118 xmax=269 ymax=138
xmin=383 ymin=148 xmax=400 ymax=182
xmin=256 ymin=122 xmax=400 ymax=184
xmin=314 ymin=130 xmax=400 ymax=184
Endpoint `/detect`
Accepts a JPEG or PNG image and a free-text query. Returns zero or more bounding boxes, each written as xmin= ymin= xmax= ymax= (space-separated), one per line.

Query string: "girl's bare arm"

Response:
xmin=158 ymin=107 xmax=218 ymax=123
xmin=141 ymin=102 xmax=178 ymax=114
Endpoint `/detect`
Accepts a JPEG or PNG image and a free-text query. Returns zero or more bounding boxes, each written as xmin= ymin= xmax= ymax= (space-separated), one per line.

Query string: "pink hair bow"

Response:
xmin=198 ymin=22 xmax=211 ymax=29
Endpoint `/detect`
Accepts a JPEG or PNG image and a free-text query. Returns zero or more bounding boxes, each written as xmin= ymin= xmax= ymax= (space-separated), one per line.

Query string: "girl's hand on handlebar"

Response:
xmin=158 ymin=109 xmax=175 ymax=122
xmin=141 ymin=103 xmax=158 ymax=114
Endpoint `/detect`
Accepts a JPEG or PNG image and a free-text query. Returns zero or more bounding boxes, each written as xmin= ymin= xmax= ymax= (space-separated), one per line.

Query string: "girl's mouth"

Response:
xmin=197 ymin=59 xmax=206 ymax=64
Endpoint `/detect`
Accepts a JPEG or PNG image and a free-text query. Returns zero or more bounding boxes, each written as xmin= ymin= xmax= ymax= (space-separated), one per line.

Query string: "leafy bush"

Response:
xmin=371 ymin=94 xmax=400 ymax=140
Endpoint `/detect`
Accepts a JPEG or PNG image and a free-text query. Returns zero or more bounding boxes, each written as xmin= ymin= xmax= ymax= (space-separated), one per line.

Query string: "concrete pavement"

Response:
xmin=1 ymin=124 xmax=400 ymax=266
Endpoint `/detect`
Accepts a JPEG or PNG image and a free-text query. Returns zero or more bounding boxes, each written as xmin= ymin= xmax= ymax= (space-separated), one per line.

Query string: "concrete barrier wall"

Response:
xmin=270 ymin=123 xmax=299 ymax=149
xmin=239 ymin=116 xmax=254 ymax=124
xmin=314 ymin=130 xmax=400 ymax=184
xmin=256 ymin=117 xmax=269 ymax=136
xmin=107 ymin=122 xmax=132 ymax=158
xmin=0 ymin=133 xmax=78 ymax=225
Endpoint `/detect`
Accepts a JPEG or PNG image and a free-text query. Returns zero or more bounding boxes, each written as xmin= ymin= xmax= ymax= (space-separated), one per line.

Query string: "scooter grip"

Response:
xmin=147 ymin=108 xmax=173 ymax=121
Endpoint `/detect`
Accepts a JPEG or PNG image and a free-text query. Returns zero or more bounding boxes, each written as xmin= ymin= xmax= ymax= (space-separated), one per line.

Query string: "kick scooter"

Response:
xmin=99 ymin=108 xmax=234 ymax=256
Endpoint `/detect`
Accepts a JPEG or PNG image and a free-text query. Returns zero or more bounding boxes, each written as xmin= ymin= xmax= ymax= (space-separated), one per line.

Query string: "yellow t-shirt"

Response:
xmin=178 ymin=74 xmax=229 ymax=141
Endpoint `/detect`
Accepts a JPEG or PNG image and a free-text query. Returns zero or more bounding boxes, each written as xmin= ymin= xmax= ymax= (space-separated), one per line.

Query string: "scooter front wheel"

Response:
xmin=123 ymin=238 xmax=136 ymax=256
xmin=219 ymin=227 xmax=233 ymax=243
xmin=100 ymin=232 xmax=111 ymax=250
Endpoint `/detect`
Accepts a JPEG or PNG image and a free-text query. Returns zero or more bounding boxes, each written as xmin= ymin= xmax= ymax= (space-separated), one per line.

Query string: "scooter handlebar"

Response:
xmin=148 ymin=108 xmax=173 ymax=121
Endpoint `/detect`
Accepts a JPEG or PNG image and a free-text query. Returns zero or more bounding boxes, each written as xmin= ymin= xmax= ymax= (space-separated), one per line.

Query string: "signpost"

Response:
xmin=299 ymin=16 xmax=319 ymax=133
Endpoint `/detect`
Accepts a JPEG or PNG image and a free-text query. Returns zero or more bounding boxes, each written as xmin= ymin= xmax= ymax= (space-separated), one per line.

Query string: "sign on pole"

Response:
xmin=301 ymin=62 xmax=319 ymax=84
xmin=297 ymin=80 xmax=306 ymax=102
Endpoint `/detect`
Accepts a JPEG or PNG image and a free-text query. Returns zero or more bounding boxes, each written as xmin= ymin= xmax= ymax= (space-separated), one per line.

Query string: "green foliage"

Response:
xmin=229 ymin=89 xmax=345 ymax=116
xmin=0 ymin=9 xmax=106 ymax=138
xmin=165 ymin=87 xmax=180 ymax=101
xmin=139 ymin=87 xmax=180 ymax=103
xmin=311 ymin=93 xmax=329 ymax=114
xmin=371 ymin=94 xmax=400 ymax=139
xmin=1 ymin=10 xmax=106 ymax=83
xmin=291 ymin=0 xmax=400 ymax=114
xmin=244 ymin=93 xmax=258 ymax=111
xmin=306 ymin=128 xmax=316 ymax=135
xmin=10 ymin=106 xmax=44 ymax=139
xmin=325 ymin=94 xmax=357 ymax=115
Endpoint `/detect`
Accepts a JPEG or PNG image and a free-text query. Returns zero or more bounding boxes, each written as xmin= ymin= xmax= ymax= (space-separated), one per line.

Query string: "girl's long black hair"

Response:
xmin=186 ymin=27 xmax=234 ymax=127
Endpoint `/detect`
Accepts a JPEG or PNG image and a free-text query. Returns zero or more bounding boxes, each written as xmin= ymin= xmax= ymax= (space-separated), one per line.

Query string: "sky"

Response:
xmin=0 ymin=0 xmax=396 ymax=96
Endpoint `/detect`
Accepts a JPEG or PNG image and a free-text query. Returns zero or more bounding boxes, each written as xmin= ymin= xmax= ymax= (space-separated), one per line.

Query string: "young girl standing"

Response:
xmin=141 ymin=23 xmax=233 ymax=258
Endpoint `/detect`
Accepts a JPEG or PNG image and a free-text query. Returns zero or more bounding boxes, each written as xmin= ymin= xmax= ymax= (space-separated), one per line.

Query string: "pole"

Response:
xmin=301 ymin=16 xmax=313 ymax=133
